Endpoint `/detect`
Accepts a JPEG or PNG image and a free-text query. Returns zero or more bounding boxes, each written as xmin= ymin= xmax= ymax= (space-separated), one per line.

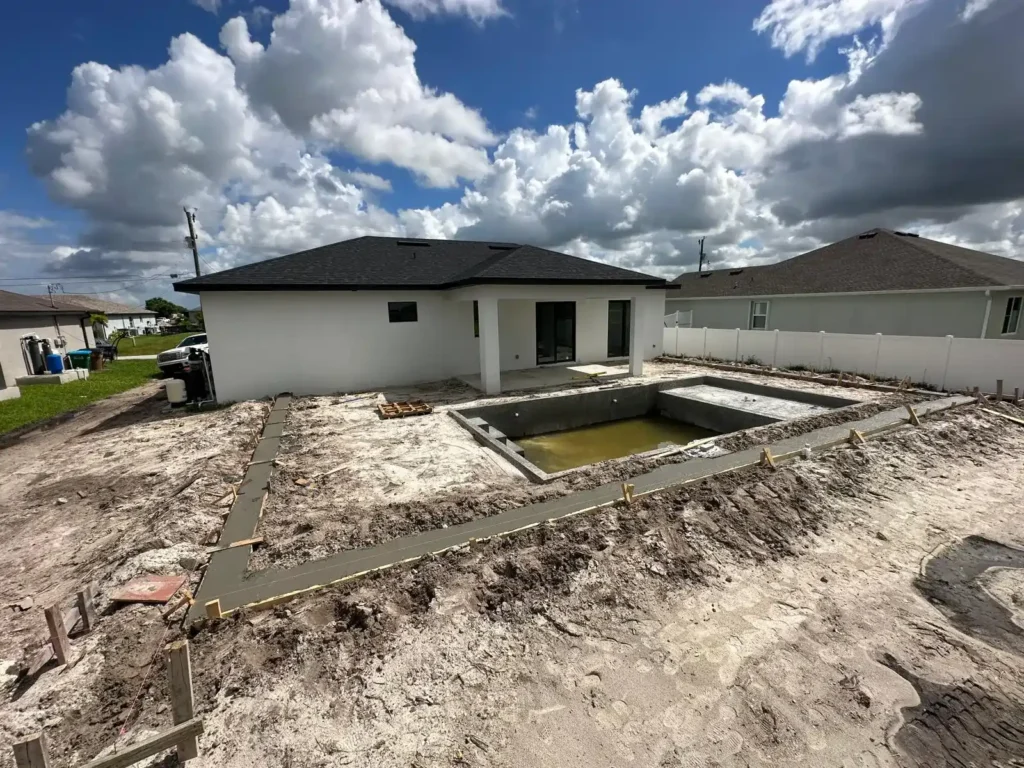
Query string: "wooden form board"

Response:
xmin=377 ymin=400 xmax=432 ymax=419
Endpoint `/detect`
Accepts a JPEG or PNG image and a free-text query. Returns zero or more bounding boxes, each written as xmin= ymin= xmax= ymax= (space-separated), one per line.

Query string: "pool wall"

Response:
xmin=451 ymin=375 xmax=859 ymax=482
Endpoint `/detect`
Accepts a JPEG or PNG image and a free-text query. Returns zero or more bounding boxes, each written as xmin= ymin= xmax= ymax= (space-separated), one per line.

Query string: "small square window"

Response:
xmin=388 ymin=301 xmax=418 ymax=323
xmin=1001 ymin=296 xmax=1021 ymax=335
xmin=749 ymin=300 xmax=769 ymax=330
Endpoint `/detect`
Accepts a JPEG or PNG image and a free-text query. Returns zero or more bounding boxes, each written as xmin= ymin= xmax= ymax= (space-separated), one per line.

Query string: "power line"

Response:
xmin=0 ymin=276 xmax=177 ymax=288
xmin=0 ymin=273 xmax=174 ymax=282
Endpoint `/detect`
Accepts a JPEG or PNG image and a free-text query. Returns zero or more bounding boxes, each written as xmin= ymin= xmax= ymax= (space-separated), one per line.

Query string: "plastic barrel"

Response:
xmin=165 ymin=378 xmax=187 ymax=405
xmin=45 ymin=353 xmax=64 ymax=374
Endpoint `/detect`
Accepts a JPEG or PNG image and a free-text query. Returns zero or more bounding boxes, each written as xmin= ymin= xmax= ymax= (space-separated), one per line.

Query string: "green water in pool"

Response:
xmin=517 ymin=416 xmax=718 ymax=473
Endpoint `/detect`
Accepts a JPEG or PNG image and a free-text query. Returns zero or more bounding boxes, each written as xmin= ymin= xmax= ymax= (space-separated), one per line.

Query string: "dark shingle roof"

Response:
xmin=668 ymin=229 xmax=1024 ymax=299
xmin=173 ymin=236 xmax=665 ymax=293
xmin=0 ymin=290 xmax=88 ymax=315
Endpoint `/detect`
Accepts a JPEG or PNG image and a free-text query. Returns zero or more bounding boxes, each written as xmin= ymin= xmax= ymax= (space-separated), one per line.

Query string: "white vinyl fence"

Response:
xmin=662 ymin=327 xmax=1024 ymax=393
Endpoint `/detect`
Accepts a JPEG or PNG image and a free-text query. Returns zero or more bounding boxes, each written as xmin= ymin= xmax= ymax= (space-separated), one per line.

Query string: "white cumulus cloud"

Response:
xmin=13 ymin=0 xmax=1024 ymax=295
xmin=382 ymin=0 xmax=507 ymax=23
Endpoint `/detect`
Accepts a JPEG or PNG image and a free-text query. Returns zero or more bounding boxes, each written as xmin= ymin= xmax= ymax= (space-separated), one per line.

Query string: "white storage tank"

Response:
xmin=165 ymin=378 xmax=187 ymax=406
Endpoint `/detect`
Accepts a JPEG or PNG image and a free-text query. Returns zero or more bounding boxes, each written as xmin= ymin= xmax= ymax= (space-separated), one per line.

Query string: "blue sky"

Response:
xmin=0 ymin=0 xmax=1020 ymax=302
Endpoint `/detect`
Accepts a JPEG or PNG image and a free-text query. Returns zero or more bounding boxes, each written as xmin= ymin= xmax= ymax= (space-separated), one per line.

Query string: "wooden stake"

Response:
xmin=13 ymin=733 xmax=50 ymax=768
xmin=997 ymin=379 xmax=1004 ymax=402
xmin=1014 ymin=387 xmax=1020 ymax=405
xmin=166 ymin=641 xmax=200 ymax=761
xmin=620 ymin=483 xmax=634 ymax=506
xmin=43 ymin=605 xmax=70 ymax=666
xmin=982 ymin=407 xmax=1024 ymax=427
xmin=209 ymin=536 xmax=264 ymax=553
xmin=760 ymin=448 xmax=776 ymax=469
xmin=204 ymin=599 xmax=222 ymax=620
xmin=848 ymin=429 xmax=867 ymax=446
xmin=78 ymin=719 xmax=203 ymax=768
xmin=974 ymin=386 xmax=985 ymax=405
xmin=905 ymin=404 xmax=921 ymax=427
xmin=162 ymin=589 xmax=194 ymax=620
xmin=76 ymin=585 xmax=97 ymax=632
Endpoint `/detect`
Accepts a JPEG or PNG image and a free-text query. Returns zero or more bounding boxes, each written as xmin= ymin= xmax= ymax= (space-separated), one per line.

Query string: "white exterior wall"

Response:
xmin=105 ymin=313 xmax=159 ymax=334
xmin=202 ymin=287 xmax=665 ymax=402
xmin=0 ymin=314 xmax=92 ymax=388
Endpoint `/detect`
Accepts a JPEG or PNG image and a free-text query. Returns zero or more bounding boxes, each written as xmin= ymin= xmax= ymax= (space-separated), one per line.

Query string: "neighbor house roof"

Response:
xmin=173 ymin=236 xmax=665 ymax=293
xmin=54 ymin=294 xmax=156 ymax=316
xmin=0 ymin=289 xmax=88 ymax=315
xmin=668 ymin=229 xmax=1024 ymax=299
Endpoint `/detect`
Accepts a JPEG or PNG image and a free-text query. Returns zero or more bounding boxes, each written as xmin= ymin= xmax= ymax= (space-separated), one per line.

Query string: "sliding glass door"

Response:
xmin=536 ymin=302 xmax=576 ymax=364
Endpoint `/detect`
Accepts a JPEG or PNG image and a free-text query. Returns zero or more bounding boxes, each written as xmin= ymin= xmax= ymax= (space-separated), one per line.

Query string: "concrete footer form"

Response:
xmin=187 ymin=394 xmax=973 ymax=622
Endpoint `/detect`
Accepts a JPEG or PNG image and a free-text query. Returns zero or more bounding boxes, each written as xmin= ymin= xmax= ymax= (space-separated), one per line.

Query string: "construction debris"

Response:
xmin=377 ymin=400 xmax=433 ymax=419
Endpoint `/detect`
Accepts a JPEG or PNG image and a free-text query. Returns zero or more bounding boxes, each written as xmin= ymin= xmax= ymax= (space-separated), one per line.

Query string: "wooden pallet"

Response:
xmin=377 ymin=400 xmax=433 ymax=419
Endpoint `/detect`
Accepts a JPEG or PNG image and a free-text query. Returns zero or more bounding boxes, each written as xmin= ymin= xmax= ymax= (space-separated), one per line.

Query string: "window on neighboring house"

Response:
xmin=388 ymin=301 xmax=418 ymax=323
xmin=473 ymin=300 xmax=479 ymax=338
xmin=749 ymin=300 xmax=769 ymax=330
xmin=1002 ymin=296 xmax=1022 ymax=334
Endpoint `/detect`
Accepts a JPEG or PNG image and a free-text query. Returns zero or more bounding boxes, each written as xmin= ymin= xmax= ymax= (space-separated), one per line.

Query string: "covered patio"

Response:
xmin=459 ymin=363 xmax=631 ymax=393
xmin=447 ymin=284 xmax=659 ymax=396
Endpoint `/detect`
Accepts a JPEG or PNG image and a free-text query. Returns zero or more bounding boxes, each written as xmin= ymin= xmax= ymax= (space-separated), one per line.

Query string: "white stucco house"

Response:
xmin=666 ymin=229 xmax=1024 ymax=339
xmin=0 ymin=290 xmax=95 ymax=394
xmin=174 ymin=237 xmax=667 ymax=401
xmin=54 ymin=295 xmax=159 ymax=338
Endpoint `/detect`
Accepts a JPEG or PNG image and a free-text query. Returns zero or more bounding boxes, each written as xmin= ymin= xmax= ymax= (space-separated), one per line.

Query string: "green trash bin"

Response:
xmin=68 ymin=350 xmax=92 ymax=369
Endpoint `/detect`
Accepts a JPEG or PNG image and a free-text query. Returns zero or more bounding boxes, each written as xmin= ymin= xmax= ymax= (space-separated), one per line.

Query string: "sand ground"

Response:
xmin=251 ymin=361 xmax=891 ymax=570
xmin=2 ymin=368 xmax=1022 ymax=768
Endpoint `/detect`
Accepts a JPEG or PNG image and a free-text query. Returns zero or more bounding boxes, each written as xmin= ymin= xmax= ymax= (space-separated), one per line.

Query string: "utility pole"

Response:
xmin=46 ymin=283 xmax=63 ymax=308
xmin=697 ymin=237 xmax=707 ymax=273
xmin=184 ymin=207 xmax=201 ymax=277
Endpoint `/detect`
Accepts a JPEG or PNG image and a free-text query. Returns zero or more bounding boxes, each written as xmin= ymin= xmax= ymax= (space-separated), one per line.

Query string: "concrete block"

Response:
xmin=467 ymin=417 xmax=488 ymax=428
xmin=0 ymin=386 xmax=21 ymax=402
xmin=15 ymin=369 xmax=90 ymax=386
xmin=487 ymin=425 xmax=508 ymax=441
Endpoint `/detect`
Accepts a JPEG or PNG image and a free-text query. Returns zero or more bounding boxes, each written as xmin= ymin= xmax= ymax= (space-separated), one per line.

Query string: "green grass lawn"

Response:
xmin=0 ymin=360 xmax=160 ymax=436
xmin=114 ymin=332 xmax=195 ymax=356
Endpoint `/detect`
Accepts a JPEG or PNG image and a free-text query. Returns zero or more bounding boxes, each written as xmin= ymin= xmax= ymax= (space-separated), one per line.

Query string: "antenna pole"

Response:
xmin=697 ymin=237 xmax=706 ymax=273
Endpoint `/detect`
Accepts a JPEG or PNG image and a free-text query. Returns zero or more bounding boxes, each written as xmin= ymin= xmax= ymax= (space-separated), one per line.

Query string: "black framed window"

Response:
xmin=388 ymin=301 xmax=418 ymax=323
xmin=473 ymin=300 xmax=479 ymax=337
xmin=1002 ymin=296 xmax=1022 ymax=335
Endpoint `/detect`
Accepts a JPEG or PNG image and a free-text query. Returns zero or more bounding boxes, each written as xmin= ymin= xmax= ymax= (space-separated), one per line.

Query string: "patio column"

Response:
xmin=629 ymin=295 xmax=644 ymax=377
xmin=478 ymin=296 xmax=501 ymax=395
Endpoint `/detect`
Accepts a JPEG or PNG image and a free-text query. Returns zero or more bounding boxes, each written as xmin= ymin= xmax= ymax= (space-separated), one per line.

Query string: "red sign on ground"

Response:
xmin=110 ymin=574 xmax=187 ymax=604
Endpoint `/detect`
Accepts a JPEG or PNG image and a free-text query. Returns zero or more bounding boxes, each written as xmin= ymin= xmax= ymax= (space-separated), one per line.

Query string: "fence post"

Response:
xmin=872 ymin=333 xmax=883 ymax=379
xmin=940 ymin=335 xmax=954 ymax=392
xmin=772 ymin=329 xmax=780 ymax=369
xmin=818 ymin=331 xmax=826 ymax=371
xmin=702 ymin=327 xmax=708 ymax=360
xmin=735 ymin=329 xmax=741 ymax=363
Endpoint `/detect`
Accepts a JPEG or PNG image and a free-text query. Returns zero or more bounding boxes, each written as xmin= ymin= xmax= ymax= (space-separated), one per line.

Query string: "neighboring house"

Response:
xmin=174 ymin=236 xmax=667 ymax=401
xmin=54 ymin=295 xmax=159 ymax=338
xmin=666 ymin=229 xmax=1024 ymax=340
xmin=186 ymin=306 xmax=202 ymax=324
xmin=0 ymin=290 xmax=94 ymax=389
